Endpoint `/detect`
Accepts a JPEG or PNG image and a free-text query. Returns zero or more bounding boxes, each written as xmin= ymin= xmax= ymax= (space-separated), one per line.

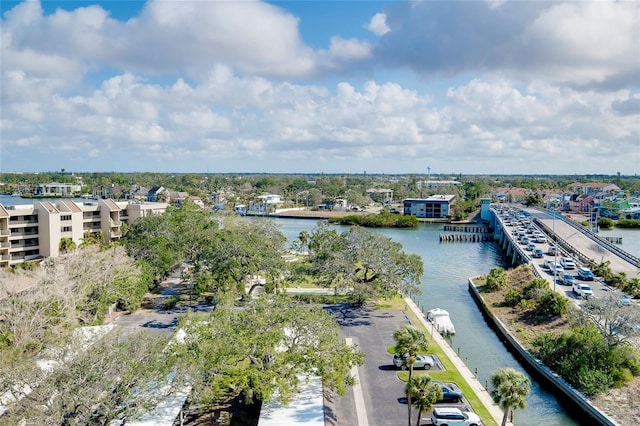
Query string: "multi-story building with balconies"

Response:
xmin=0 ymin=199 xmax=167 ymax=267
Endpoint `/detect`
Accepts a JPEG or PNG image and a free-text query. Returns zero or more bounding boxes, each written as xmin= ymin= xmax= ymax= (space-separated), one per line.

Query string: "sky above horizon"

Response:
xmin=1 ymin=0 xmax=639 ymax=175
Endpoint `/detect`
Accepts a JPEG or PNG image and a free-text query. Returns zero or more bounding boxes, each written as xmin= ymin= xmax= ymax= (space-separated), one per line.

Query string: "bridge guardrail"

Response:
xmin=536 ymin=208 xmax=640 ymax=268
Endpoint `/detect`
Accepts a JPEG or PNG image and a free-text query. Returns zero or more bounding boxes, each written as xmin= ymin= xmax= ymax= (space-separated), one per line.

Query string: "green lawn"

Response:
xmin=384 ymin=301 xmax=499 ymax=426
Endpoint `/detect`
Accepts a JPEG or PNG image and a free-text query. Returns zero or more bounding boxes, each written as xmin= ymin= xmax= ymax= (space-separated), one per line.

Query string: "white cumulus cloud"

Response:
xmin=366 ymin=13 xmax=390 ymax=36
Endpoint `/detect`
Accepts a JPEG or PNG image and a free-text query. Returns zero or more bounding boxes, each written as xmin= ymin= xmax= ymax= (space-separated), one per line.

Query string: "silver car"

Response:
xmin=392 ymin=354 xmax=435 ymax=370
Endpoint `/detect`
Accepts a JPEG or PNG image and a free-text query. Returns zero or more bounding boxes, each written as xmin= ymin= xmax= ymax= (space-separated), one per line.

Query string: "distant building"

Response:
xmin=174 ymin=196 xmax=204 ymax=208
xmin=417 ymin=180 xmax=461 ymax=190
xmin=34 ymin=182 xmax=82 ymax=196
xmin=0 ymin=199 xmax=168 ymax=267
xmin=147 ymin=186 xmax=166 ymax=202
xmin=257 ymin=194 xmax=282 ymax=204
xmin=565 ymin=182 xmax=620 ymax=195
xmin=403 ymin=195 xmax=457 ymax=218
xmin=366 ymin=188 xmax=393 ymax=203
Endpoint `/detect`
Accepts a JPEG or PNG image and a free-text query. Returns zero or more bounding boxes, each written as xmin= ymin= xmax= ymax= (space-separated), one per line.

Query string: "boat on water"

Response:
xmin=426 ymin=308 xmax=456 ymax=335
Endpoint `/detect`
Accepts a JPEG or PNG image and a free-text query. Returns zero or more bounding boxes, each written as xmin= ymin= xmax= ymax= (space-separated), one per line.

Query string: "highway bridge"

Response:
xmin=489 ymin=205 xmax=639 ymax=301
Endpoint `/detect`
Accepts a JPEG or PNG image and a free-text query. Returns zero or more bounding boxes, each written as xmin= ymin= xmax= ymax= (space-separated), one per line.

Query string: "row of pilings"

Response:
xmin=439 ymin=233 xmax=494 ymax=242
xmin=443 ymin=225 xmax=492 ymax=233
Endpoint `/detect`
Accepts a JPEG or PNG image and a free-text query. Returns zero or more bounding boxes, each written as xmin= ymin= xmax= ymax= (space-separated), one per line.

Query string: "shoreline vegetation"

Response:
xmin=473 ymin=266 xmax=640 ymax=426
xmin=327 ymin=211 xmax=420 ymax=228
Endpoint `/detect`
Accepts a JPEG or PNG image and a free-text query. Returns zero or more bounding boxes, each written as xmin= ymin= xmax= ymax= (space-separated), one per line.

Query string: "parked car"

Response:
xmin=431 ymin=407 xmax=483 ymax=426
xmin=560 ymin=273 xmax=576 ymax=286
xmin=560 ymin=257 xmax=576 ymax=269
xmin=532 ymin=249 xmax=544 ymax=258
xmin=392 ymin=354 xmax=434 ymax=370
xmin=573 ymin=283 xmax=594 ymax=299
xmin=577 ymin=267 xmax=595 ymax=281
xmin=433 ymin=381 xmax=464 ymax=403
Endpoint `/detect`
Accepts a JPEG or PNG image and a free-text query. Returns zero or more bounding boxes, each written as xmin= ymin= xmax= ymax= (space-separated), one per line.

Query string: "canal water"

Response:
xmin=273 ymin=218 xmax=583 ymax=426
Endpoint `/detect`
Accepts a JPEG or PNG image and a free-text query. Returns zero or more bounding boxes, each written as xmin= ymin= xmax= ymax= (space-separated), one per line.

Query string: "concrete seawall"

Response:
xmin=404 ymin=297 xmax=510 ymax=426
xmin=467 ymin=280 xmax=618 ymax=426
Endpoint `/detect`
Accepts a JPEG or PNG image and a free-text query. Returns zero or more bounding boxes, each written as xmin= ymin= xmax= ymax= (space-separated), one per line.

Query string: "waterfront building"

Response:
xmin=34 ymin=182 xmax=82 ymax=196
xmin=402 ymin=195 xmax=456 ymax=218
xmin=0 ymin=199 xmax=167 ymax=267
xmin=365 ymin=188 xmax=393 ymax=203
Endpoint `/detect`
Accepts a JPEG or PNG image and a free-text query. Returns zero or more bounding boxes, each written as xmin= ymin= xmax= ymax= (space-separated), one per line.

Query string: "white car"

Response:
xmin=573 ymin=283 xmax=594 ymax=299
xmin=392 ymin=354 xmax=435 ymax=370
xmin=560 ymin=257 xmax=576 ymax=269
xmin=431 ymin=407 xmax=483 ymax=426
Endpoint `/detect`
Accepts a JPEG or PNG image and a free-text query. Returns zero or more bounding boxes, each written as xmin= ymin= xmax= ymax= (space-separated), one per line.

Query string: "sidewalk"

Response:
xmin=404 ymin=297 xmax=512 ymax=426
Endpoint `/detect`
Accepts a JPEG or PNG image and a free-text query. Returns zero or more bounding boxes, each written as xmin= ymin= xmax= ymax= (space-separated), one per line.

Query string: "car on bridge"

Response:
xmin=577 ymin=267 xmax=595 ymax=281
xmin=573 ymin=283 xmax=594 ymax=299
xmin=560 ymin=273 xmax=576 ymax=286
xmin=560 ymin=257 xmax=576 ymax=269
xmin=535 ymin=235 xmax=547 ymax=243
xmin=533 ymin=249 xmax=544 ymax=258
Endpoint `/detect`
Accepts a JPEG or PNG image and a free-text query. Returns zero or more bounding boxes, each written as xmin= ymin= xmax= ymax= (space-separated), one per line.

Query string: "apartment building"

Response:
xmin=0 ymin=199 xmax=167 ymax=267
xmin=402 ymin=194 xmax=457 ymax=219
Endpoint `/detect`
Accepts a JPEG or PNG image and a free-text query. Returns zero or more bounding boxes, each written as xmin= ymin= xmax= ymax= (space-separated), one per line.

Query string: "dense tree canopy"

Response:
xmin=307 ymin=224 xmax=423 ymax=301
xmin=172 ymin=295 xmax=364 ymax=405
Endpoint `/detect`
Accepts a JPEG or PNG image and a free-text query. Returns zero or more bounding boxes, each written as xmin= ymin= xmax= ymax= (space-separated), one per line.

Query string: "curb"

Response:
xmin=403 ymin=296 xmax=511 ymax=426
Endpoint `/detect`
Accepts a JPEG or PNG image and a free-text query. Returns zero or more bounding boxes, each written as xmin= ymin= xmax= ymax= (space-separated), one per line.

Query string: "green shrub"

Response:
xmin=577 ymin=366 xmax=613 ymax=396
xmin=501 ymin=289 xmax=521 ymax=307
xmin=518 ymin=299 xmax=536 ymax=310
xmin=598 ymin=217 xmax=615 ymax=229
xmin=616 ymin=219 xmax=640 ymax=228
xmin=522 ymin=278 xmax=548 ymax=300
xmin=162 ymin=296 xmax=180 ymax=310
xmin=535 ymin=291 xmax=568 ymax=317
xmin=486 ymin=267 xmax=508 ymax=292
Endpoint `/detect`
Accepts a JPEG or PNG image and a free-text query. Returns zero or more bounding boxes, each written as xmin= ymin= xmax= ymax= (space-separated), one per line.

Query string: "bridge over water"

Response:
xmin=490 ymin=206 xmax=639 ymax=280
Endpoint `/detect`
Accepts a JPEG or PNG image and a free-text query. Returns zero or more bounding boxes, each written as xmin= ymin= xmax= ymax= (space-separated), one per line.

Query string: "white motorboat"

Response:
xmin=427 ymin=308 xmax=456 ymax=335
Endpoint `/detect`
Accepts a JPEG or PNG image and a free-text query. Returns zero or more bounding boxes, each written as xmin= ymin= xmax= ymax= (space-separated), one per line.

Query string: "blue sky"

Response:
xmin=1 ymin=0 xmax=638 ymax=175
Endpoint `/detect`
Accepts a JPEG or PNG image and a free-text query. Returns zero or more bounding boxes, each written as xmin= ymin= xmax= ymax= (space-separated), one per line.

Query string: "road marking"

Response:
xmin=345 ymin=337 xmax=369 ymax=426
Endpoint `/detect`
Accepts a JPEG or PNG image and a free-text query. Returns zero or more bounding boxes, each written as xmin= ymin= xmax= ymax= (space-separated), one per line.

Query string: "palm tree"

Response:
xmin=490 ymin=367 xmax=531 ymax=426
xmin=406 ymin=375 xmax=442 ymax=426
xmin=393 ymin=325 xmax=429 ymax=426
xmin=58 ymin=237 xmax=77 ymax=254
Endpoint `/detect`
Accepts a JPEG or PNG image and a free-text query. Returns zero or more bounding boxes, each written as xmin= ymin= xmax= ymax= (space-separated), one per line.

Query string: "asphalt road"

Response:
xmin=325 ymin=304 xmax=470 ymax=426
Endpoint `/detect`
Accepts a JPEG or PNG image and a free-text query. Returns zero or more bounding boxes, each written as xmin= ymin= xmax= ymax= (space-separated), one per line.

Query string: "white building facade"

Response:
xmin=0 ymin=199 xmax=167 ymax=267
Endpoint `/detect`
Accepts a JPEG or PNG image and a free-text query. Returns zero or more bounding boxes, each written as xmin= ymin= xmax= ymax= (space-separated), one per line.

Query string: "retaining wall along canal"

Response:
xmin=467 ymin=280 xmax=618 ymax=426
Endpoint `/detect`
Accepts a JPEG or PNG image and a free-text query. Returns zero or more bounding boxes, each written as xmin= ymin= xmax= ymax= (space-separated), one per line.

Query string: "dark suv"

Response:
xmin=433 ymin=381 xmax=463 ymax=403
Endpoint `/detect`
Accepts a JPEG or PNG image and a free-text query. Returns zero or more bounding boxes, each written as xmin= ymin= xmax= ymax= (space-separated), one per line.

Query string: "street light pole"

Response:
xmin=552 ymin=207 xmax=557 ymax=292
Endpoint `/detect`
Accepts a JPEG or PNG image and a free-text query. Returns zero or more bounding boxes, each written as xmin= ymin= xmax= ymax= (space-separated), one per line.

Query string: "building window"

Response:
xmin=61 ymin=215 xmax=71 ymax=221
xmin=62 ymin=226 xmax=72 ymax=232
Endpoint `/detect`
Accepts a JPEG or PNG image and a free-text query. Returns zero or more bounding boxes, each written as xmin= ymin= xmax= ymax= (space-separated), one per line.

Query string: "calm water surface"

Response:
xmin=274 ymin=217 xmax=583 ymax=426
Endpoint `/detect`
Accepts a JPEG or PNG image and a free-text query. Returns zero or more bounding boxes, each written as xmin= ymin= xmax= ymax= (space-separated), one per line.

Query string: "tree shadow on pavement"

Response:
xmin=324 ymin=303 xmax=372 ymax=327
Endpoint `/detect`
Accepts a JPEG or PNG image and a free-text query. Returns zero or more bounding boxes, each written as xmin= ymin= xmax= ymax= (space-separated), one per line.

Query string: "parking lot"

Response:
xmin=324 ymin=304 xmax=479 ymax=426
